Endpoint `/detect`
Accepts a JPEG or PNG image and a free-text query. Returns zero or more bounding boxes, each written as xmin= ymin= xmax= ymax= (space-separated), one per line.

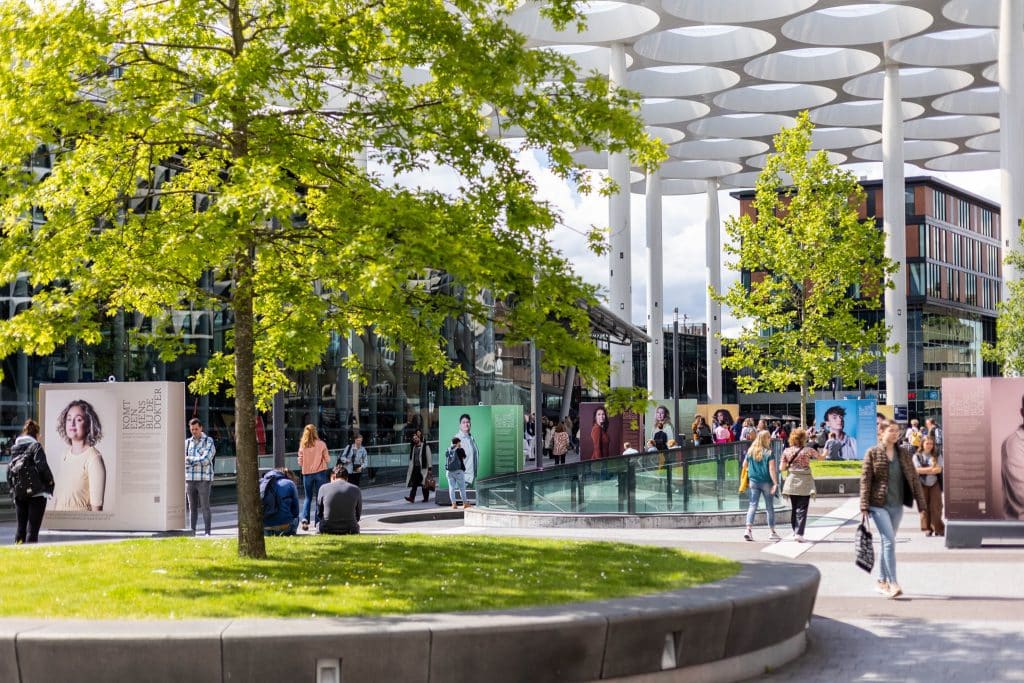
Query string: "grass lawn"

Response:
xmin=0 ymin=535 xmax=739 ymax=619
xmin=810 ymin=460 xmax=864 ymax=477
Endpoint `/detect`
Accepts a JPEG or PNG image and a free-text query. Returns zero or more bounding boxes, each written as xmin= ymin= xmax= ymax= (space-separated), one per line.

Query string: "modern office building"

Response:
xmin=728 ymin=175 xmax=1001 ymax=422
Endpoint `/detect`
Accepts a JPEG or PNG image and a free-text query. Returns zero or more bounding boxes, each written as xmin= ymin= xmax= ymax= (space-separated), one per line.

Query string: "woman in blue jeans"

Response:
xmin=743 ymin=430 xmax=780 ymax=542
xmin=860 ymin=419 xmax=927 ymax=598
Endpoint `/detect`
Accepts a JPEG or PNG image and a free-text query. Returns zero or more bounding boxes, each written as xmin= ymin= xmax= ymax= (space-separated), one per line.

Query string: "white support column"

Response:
xmin=705 ymin=178 xmax=722 ymax=404
xmin=608 ymin=42 xmax=633 ymax=388
xmin=1000 ymin=0 xmax=1024 ymax=297
xmin=646 ymin=168 xmax=664 ymax=399
xmin=882 ymin=60 xmax=909 ymax=409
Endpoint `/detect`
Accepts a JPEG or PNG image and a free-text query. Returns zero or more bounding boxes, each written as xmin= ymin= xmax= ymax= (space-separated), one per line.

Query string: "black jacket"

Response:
xmin=7 ymin=438 xmax=55 ymax=500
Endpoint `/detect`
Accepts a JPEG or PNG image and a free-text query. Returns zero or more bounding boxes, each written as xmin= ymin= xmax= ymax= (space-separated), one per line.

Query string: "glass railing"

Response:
xmin=474 ymin=440 xmax=787 ymax=514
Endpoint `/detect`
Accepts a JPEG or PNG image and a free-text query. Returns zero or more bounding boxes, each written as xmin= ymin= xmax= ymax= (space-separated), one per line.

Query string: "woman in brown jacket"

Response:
xmin=860 ymin=419 xmax=928 ymax=599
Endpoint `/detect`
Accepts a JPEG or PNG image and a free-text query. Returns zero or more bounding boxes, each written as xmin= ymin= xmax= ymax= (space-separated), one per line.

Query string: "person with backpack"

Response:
xmin=6 ymin=419 xmax=55 ymax=544
xmin=337 ymin=433 xmax=368 ymax=488
xmin=260 ymin=467 xmax=300 ymax=536
xmin=444 ymin=437 xmax=470 ymax=509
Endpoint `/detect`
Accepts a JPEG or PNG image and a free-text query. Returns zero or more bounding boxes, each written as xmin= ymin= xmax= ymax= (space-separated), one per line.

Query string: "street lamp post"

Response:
xmin=673 ymin=308 xmax=679 ymax=431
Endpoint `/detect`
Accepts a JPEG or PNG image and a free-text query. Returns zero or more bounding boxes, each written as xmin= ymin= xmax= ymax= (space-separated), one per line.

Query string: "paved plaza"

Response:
xmin=3 ymin=486 xmax=1023 ymax=682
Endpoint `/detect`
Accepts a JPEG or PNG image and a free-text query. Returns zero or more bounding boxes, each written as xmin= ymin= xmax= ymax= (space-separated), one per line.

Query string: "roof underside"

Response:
xmin=506 ymin=0 xmax=1008 ymax=193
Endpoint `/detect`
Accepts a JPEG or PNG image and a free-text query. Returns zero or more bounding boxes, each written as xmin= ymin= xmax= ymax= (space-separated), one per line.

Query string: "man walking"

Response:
xmin=317 ymin=465 xmax=362 ymax=535
xmin=185 ymin=418 xmax=216 ymax=535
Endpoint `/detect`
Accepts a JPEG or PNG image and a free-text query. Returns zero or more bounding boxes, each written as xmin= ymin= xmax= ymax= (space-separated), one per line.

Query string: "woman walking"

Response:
xmin=552 ymin=421 xmax=570 ymax=465
xmin=405 ymin=430 xmax=432 ymax=503
xmin=6 ymin=419 xmax=55 ymax=543
xmin=914 ymin=435 xmax=945 ymax=536
xmin=296 ymin=424 xmax=330 ymax=532
xmin=780 ymin=427 xmax=823 ymax=542
xmin=743 ymin=430 xmax=780 ymax=542
xmin=862 ymin=419 xmax=927 ymax=598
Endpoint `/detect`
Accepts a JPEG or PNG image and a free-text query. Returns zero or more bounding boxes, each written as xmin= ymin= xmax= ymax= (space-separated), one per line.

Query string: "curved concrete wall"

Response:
xmin=1 ymin=561 xmax=818 ymax=683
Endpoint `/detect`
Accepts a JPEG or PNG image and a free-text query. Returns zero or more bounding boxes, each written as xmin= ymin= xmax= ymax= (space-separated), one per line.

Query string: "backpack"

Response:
xmin=260 ymin=476 xmax=281 ymax=517
xmin=910 ymin=430 xmax=922 ymax=448
xmin=445 ymin=446 xmax=460 ymax=472
xmin=7 ymin=445 xmax=45 ymax=499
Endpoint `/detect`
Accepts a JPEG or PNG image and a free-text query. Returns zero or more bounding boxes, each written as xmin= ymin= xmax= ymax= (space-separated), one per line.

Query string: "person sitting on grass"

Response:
xmin=260 ymin=467 xmax=300 ymax=536
xmin=317 ymin=465 xmax=362 ymax=535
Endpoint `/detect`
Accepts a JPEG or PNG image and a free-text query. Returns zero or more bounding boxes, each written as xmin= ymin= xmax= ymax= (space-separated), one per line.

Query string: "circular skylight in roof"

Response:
xmin=942 ymin=0 xmax=999 ymax=27
xmin=810 ymin=100 xmax=923 ymax=127
xmin=631 ymin=177 xmax=708 ymax=196
xmin=933 ymin=86 xmax=999 ymax=114
xmin=633 ymin=25 xmax=775 ymax=64
xmin=660 ymin=0 xmax=816 ymax=23
xmin=542 ymin=45 xmax=633 ymax=75
xmin=745 ymin=47 xmax=879 ymax=82
xmin=714 ymin=83 xmax=836 ymax=112
xmin=645 ymin=126 xmax=686 ymax=145
xmin=669 ymin=138 xmax=769 ymax=160
xmin=507 ymin=1 xmax=660 ymax=44
xmin=687 ymin=113 xmax=798 ymax=138
xmin=965 ymin=132 xmax=999 ymax=151
xmin=888 ymin=28 xmax=998 ymax=66
xmin=810 ymin=127 xmax=881 ymax=149
xmin=641 ymin=98 xmax=710 ymax=125
xmin=746 ymin=150 xmax=846 ymax=169
xmin=852 ymin=139 xmax=959 ymax=161
xmin=661 ymin=159 xmax=743 ymax=179
xmin=902 ymin=115 xmax=999 ymax=139
xmin=627 ymin=65 xmax=740 ymax=97
xmin=725 ymin=170 xmax=795 ymax=188
xmin=925 ymin=151 xmax=1000 ymax=171
xmin=843 ymin=67 xmax=973 ymax=98
xmin=781 ymin=4 xmax=933 ymax=46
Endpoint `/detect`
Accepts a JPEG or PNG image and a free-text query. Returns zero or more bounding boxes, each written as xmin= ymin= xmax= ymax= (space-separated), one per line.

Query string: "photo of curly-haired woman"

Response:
xmin=51 ymin=399 xmax=107 ymax=512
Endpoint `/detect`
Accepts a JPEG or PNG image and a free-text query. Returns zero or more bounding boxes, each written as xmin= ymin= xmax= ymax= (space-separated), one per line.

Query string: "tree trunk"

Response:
xmin=233 ymin=248 xmax=266 ymax=559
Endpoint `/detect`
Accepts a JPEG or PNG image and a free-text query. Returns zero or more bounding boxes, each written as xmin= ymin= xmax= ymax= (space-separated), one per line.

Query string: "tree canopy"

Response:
xmin=715 ymin=112 xmax=897 ymax=426
xmin=983 ymin=219 xmax=1024 ymax=374
xmin=0 ymin=0 xmax=661 ymax=557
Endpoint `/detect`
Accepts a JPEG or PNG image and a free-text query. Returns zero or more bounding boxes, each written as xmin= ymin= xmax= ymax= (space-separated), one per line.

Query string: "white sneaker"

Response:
xmin=874 ymin=580 xmax=890 ymax=596
xmin=794 ymin=534 xmax=805 ymax=543
xmin=768 ymin=531 xmax=782 ymax=541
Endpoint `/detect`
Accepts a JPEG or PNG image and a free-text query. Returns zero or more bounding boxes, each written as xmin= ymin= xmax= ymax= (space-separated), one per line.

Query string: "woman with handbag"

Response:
xmin=861 ymin=419 xmax=928 ymax=598
xmin=743 ymin=430 xmax=781 ymax=542
xmin=780 ymin=427 xmax=823 ymax=542
xmin=404 ymin=430 xmax=432 ymax=503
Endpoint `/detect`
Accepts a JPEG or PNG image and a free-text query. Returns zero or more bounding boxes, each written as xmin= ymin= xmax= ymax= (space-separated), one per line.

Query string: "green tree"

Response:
xmin=715 ymin=112 xmax=897 ymax=427
xmin=983 ymin=219 xmax=1024 ymax=373
xmin=0 ymin=0 xmax=661 ymax=558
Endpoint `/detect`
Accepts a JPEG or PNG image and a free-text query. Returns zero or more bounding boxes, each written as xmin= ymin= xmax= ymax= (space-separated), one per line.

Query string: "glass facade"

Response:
xmin=0 ymin=271 xmax=574 ymax=459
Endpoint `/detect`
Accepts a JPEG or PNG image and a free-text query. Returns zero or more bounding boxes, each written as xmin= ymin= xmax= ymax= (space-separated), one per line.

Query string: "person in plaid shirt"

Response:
xmin=185 ymin=418 xmax=216 ymax=535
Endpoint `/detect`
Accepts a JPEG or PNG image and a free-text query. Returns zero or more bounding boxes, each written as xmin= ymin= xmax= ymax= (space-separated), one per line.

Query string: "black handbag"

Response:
xmin=855 ymin=520 xmax=875 ymax=573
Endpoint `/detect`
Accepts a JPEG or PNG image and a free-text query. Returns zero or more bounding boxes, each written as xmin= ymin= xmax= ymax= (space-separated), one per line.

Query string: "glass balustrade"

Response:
xmin=474 ymin=440 xmax=787 ymax=515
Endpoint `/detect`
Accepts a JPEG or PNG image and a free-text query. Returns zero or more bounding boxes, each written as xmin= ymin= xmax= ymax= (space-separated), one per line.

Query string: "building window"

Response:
xmin=933 ymin=190 xmax=947 ymax=222
xmin=966 ymin=274 xmax=977 ymax=306
xmin=927 ymin=263 xmax=941 ymax=298
xmin=981 ymin=208 xmax=992 ymax=237
xmin=909 ymin=262 xmax=925 ymax=296
xmin=947 ymin=267 xmax=959 ymax=302
xmin=957 ymin=198 xmax=970 ymax=228
xmin=905 ymin=187 xmax=915 ymax=215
